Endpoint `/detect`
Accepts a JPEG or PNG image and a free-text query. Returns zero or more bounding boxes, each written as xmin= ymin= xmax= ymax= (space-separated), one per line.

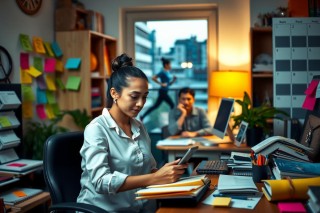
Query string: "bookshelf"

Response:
xmin=55 ymin=31 xmax=117 ymax=123
xmin=251 ymin=27 xmax=273 ymax=107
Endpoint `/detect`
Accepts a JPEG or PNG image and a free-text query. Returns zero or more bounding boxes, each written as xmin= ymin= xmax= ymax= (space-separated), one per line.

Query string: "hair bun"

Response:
xmin=112 ymin=53 xmax=133 ymax=72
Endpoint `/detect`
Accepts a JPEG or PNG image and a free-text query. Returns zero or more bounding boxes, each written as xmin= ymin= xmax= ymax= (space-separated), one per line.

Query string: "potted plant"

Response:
xmin=232 ymin=91 xmax=288 ymax=146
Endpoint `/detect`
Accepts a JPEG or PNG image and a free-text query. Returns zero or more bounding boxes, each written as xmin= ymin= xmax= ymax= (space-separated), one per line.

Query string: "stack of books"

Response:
xmin=228 ymin=152 xmax=252 ymax=176
xmin=271 ymin=158 xmax=320 ymax=180
xmin=306 ymin=186 xmax=320 ymax=213
xmin=251 ymin=136 xmax=312 ymax=162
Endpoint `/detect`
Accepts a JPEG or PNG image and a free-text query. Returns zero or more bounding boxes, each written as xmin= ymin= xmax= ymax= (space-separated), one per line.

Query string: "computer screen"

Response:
xmin=212 ymin=98 xmax=235 ymax=139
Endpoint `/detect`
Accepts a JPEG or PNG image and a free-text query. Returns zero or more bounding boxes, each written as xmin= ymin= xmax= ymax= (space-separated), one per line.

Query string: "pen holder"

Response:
xmin=252 ymin=164 xmax=268 ymax=183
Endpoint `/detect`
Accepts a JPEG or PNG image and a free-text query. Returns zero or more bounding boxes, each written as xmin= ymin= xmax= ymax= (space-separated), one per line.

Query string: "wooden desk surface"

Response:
xmin=156 ymin=175 xmax=279 ymax=213
xmin=157 ymin=142 xmax=250 ymax=152
xmin=156 ymin=135 xmax=251 ymax=152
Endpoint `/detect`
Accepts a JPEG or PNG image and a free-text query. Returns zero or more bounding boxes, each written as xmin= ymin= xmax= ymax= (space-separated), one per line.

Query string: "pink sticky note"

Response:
xmin=305 ymin=80 xmax=320 ymax=96
xmin=36 ymin=104 xmax=47 ymax=120
xmin=20 ymin=53 xmax=29 ymax=69
xmin=278 ymin=202 xmax=306 ymax=213
xmin=7 ymin=163 xmax=27 ymax=167
xmin=44 ymin=58 xmax=56 ymax=73
xmin=302 ymin=95 xmax=316 ymax=111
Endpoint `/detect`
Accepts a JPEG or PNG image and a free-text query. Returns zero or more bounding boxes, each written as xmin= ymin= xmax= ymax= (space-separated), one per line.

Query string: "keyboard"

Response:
xmin=196 ymin=160 xmax=229 ymax=175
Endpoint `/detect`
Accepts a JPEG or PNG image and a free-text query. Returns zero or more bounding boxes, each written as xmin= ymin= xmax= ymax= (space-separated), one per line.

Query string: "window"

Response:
xmin=121 ymin=5 xmax=218 ymax=130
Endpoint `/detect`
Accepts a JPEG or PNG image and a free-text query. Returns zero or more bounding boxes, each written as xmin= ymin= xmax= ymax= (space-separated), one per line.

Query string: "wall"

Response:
xmin=0 ymin=0 xmax=288 ymax=83
xmin=81 ymin=0 xmax=251 ymax=71
xmin=0 ymin=0 xmax=55 ymax=84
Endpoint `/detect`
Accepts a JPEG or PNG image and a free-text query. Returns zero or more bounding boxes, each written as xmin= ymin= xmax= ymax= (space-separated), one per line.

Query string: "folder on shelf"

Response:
xmin=0 ymin=91 xmax=21 ymax=110
xmin=0 ymin=111 xmax=20 ymax=130
xmin=0 ymin=188 xmax=43 ymax=206
xmin=0 ymin=130 xmax=21 ymax=150
xmin=0 ymin=149 xmax=43 ymax=173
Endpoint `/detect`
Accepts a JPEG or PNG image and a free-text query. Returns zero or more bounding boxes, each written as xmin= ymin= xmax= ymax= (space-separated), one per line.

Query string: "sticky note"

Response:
xmin=66 ymin=76 xmax=81 ymax=91
xmin=20 ymin=53 xmax=29 ymax=69
xmin=65 ymin=58 xmax=81 ymax=70
xmin=51 ymin=41 xmax=63 ymax=58
xmin=19 ymin=34 xmax=33 ymax=51
xmin=7 ymin=163 xmax=27 ymax=167
xmin=33 ymin=57 xmax=43 ymax=71
xmin=45 ymin=75 xmax=57 ymax=91
xmin=27 ymin=66 xmax=42 ymax=78
xmin=44 ymin=58 xmax=56 ymax=73
xmin=36 ymin=75 xmax=47 ymax=90
xmin=36 ymin=104 xmax=47 ymax=120
xmin=33 ymin=36 xmax=46 ymax=54
xmin=22 ymin=102 xmax=33 ymax=118
xmin=212 ymin=197 xmax=231 ymax=207
xmin=36 ymin=88 xmax=47 ymax=104
xmin=278 ymin=202 xmax=306 ymax=213
xmin=13 ymin=191 xmax=27 ymax=197
xmin=44 ymin=42 xmax=55 ymax=57
xmin=20 ymin=69 xmax=32 ymax=84
xmin=21 ymin=85 xmax=35 ymax=102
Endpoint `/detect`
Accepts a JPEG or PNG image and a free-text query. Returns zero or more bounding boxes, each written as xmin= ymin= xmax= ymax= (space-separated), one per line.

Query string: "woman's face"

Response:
xmin=116 ymin=77 xmax=149 ymax=118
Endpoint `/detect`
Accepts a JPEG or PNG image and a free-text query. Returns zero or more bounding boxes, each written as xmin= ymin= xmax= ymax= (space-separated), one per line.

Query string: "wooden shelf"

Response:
xmin=251 ymin=27 xmax=273 ymax=107
xmin=56 ymin=30 xmax=117 ymax=124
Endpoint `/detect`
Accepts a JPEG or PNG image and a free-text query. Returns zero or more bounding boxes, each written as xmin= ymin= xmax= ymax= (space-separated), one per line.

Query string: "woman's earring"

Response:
xmin=113 ymin=98 xmax=117 ymax=104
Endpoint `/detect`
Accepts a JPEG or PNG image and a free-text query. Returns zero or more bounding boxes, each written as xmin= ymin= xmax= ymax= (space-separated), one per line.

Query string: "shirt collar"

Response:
xmin=102 ymin=108 xmax=141 ymax=138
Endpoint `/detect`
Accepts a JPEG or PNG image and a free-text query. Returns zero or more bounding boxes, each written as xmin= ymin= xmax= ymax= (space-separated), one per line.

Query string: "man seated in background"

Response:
xmin=168 ymin=87 xmax=212 ymax=137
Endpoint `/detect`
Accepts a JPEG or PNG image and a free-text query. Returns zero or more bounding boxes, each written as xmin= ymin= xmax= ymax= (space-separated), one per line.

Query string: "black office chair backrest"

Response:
xmin=43 ymin=131 xmax=84 ymax=204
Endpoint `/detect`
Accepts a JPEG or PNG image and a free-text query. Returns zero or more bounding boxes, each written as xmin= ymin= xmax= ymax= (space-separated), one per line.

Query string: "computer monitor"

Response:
xmin=212 ymin=97 xmax=235 ymax=140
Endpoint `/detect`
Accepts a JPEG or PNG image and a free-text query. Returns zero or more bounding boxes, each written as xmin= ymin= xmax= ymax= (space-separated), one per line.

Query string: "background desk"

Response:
xmin=156 ymin=175 xmax=279 ymax=213
xmin=157 ymin=142 xmax=251 ymax=162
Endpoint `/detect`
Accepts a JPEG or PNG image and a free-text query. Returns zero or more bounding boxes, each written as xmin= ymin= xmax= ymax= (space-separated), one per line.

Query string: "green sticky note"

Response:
xmin=56 ymin=78 xmax=65 ymax=90
xmin=21 ymin=85 xmax=35 ymax=102
xmin=0 ymin=116 xmax=11 ymax=127
xmin=66 ymin=76 xmax=81 ymax=91
xmin=33 ymin=57 xmax=43 ymax=71
xmin=19 ymin=34 xmax=33 ymax=51
xmin=51 ymin=103 xmax=61 ymax=116
xmin=46 ymin=90 xmax=56 ymax=104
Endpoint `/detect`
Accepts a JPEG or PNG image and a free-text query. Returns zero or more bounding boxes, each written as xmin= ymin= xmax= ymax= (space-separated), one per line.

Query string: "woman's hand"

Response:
xmin=151 ymin=159 xmax=188 ymax=185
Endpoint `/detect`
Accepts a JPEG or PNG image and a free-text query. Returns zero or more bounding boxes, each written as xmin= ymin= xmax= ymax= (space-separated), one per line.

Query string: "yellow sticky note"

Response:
xmin=33 ymin=36 xmax=46 ymax=54
xmin=44 ymin=42 xmax=55 ymax=57
xmin=212 ymin=197 xmax=231 ymax=207
xmin=20 ymin=69 xmax=32 ymax=84
xmin=55 ymin=59 xmax=64 ymax=72
xmin=45 ymin=104 xmax=55 ymax=119
xmin=45 ymin=75 xmax=57 ymax=91
xmin=27 ymin=66 xmax=42 ymax=78
xmin=22 ymin=102 xmax=33 ymax=118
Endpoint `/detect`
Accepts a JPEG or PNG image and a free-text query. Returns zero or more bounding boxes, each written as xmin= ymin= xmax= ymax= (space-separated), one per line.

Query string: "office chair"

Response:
xmin=43 ymin=131 xmax=108 ymax=213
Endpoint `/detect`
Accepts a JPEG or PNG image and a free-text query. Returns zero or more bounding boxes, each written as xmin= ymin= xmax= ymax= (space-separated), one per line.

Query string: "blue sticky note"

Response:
xmin=51 ymin=41 xmax=63 ymax=58
xmin=37 ymin=88 xmax=48 ymax=104
xmin=65 ymin=58 xmax=81 ymax=70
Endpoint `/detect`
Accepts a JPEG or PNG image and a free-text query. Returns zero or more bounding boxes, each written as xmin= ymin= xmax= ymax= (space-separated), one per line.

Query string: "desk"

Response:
xmin=156 ymin=175 xmax=279 ymax=213
xmin=157 ymin=141 xmax=251 ymax=162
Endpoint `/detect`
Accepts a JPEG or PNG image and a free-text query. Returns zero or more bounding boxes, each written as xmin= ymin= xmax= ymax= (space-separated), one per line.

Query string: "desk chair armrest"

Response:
xmin=49 ymin=202 xmax=109 ymax=213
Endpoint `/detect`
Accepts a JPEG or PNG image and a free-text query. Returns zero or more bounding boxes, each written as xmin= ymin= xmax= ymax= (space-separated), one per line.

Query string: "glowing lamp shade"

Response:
xmin=210 ymin=71 xmax=250 ymax=98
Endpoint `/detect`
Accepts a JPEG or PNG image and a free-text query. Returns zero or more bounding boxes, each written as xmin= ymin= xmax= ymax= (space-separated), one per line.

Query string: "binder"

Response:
xmin=0 ymin=188 xmax=43 ymax=205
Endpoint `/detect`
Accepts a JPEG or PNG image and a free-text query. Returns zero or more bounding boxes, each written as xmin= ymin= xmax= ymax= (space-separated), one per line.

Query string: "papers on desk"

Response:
xmin=202 ymin=190 xmax=263 ymax=209
xmin=217 ymin=174 xmax=259 ymax=194
xmin=156 ymin=138 xmax=195 ymax=146
xmin=202 ymin=174 xmax=262 ymax=209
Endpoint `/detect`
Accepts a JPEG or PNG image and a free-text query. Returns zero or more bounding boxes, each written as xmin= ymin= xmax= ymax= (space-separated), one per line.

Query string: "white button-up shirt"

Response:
xmin=77 ymin=108 xmax=157 ymax=212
